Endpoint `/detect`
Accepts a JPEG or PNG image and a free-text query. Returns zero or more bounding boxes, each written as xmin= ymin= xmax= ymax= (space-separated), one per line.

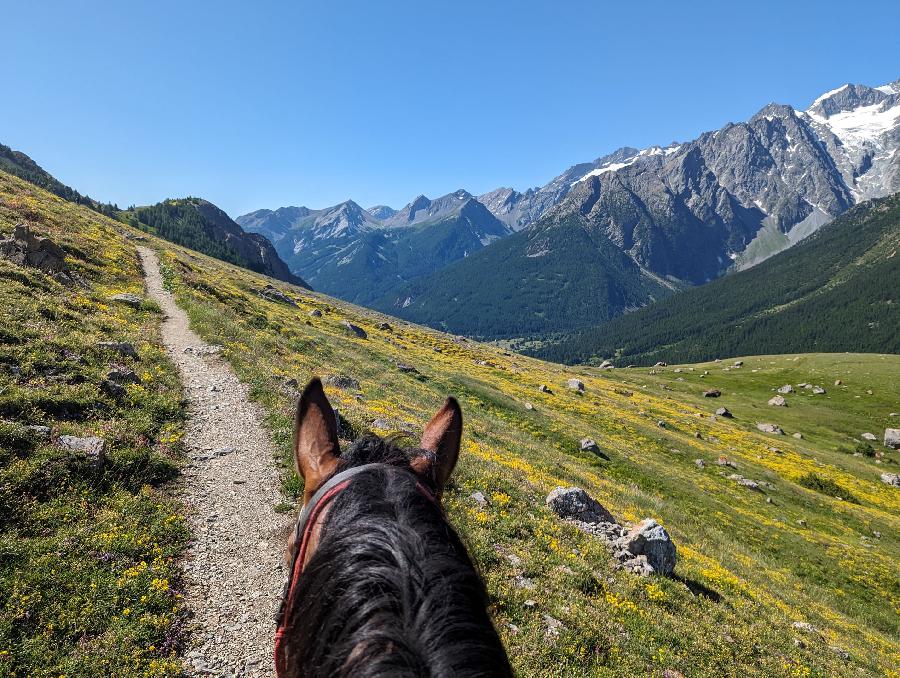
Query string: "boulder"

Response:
xmin=106 ymin=368 xmax=140 ymax=385
xmin=613 ymin=518 xmax=676 ymax=576
xmin=793 ymin=432 xmax=803 ymax=439
xmin=377 ymin=322 xmax=392 ymax=331
xmin=524 ymin=403 xmax=534 ymax=411
xmin=100 ymin=379 xmax=127 ymax=399
xmin=861 ymin=432 xmax=877 ymax=441
xmin=733 ymin=360 xmax=744 ymax=367
xmin=308 ymin=309 xmax=322 ymax=317
xmin=324 ymin=375 xmax=360 ymax=390
xmin=108 ymin=293 xmax=144 ymax=307
xmin=396 ymin=364 xmax=419 ymax=374
xmin=341 ymin=320 xmax=367 ymax=339
xmin=880 ymin=473 xmax=900 ymax=487
xmin=768 ymin=395 xmax=787 ymax=407
xmin=715 ymin=407 xmax=733 ymax=418
xmin=694 ymin=459 xmax=705 ymax=468
xmin=96 ymin=341 xmax=139 ymax=360
xmin=0 ymin=223 xmax=71 ymax=280
xmin=257 ymin=285 xmax=297 ymax=307
xmin=834 ymin=379 xmax=842 ymax=386
xmin=57 ymin=435 xmax=106 ymax=466
xmin=469 ymin=491 xmax=487 ymax=508
xmin=538 ymin=384 xmax=552 ymax=394
xmin=566 ymin=378 xmax=585 ymax=392
xmin=756 ymin=422 xmax=784 ymax=435
xmin=654 ymin=362 xmax=667 ymax=367
xmin=883 ymin=429 xmax=900 ymax=449
xmin=777 ymin=384 xmax=794 ymax=394
xmin=812 ymin=386 xmax=826 ymax=394
xmin=580 ymin=438 xmax=600 ymax=453
xmin=546 ymin=487 xmax=616 ymax=524
xmin=703 ymin=389 xmax=721 ymax=398
xmin=598 ymin=359 xmax=614 ymax=369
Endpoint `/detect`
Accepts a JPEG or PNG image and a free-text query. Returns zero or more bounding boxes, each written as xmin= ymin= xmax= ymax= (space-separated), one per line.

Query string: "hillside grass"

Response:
xmin=154 ymin=237 xmax=898 ymax=676
xmin=0 ymin=172 xmax=189 ymax=676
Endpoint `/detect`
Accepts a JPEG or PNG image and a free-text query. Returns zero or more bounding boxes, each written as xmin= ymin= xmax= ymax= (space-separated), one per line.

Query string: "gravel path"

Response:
xmin=138 ymin=247 xmax=291 ymax=677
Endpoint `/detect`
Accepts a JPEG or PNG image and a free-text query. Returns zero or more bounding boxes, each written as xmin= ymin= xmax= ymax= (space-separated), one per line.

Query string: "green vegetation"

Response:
xmin=797 ymin=473 xmax=858 ymax=504
xmin=0 ymin=172 xmax=188 ymax=676
xmin=154 ymin=230 xmax=897 ymax=675
xmin=535 ymin=195 xmax=900 ymax=365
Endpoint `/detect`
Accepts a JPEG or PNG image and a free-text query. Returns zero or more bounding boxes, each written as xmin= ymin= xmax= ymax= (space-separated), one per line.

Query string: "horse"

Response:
xmin=275 ymin=377 xmax=513 ymax=677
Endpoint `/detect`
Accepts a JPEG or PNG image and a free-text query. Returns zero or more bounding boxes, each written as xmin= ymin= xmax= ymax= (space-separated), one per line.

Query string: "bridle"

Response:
xmin=274 ymin=462 xmax=437 ymax=675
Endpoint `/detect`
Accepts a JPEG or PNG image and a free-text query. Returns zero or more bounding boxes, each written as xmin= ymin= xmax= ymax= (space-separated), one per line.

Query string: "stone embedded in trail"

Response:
xmin=715 ymin=407 xmax=733 ymax=418
xmin=567 ymin=378 xmax=585 ymax=392
xmin=257 ymin=285 xmax=297 ymax=307
xmin=341 ymin=320 xmax=367 ymax=339
xmin=324 ymin=375 xmax=360 ymax=390
xmin=109 ymin=292 xmax=144 ymax=307
xmin=777 ymin=384 xmax=794 ymax=394
xmin=613 ymin=518 xmax=677 ymax=576
xmin=97 ymin=341 xmax=139 ymax=360
xmin=768 ymin=395 xmax=787 ymax=407
xmin=757 ymin=423 xmax=784 ymax=435
xmin=881 ymin=473 xmax=900 ymax=487
xmin=57 ymin=434 xmax=105 ymax=466
xmin=881 ymin=429 xmax=899 ymax=448
xmin=546 ymin=487 xmax=616 ymax=524
xmin=703 ymin=389 xmax=721 ymax=398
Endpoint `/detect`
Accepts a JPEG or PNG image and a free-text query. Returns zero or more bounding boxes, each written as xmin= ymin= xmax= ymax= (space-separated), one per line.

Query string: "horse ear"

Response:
xmin=412 ymin=396 xmax=462 ymax=497
xmin=294 ymin=378 xmax=341 ymax=501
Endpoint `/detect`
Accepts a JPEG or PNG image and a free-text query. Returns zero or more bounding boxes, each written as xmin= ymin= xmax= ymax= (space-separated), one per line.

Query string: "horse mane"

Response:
xmin=284 ymin=434 xmax=513 ymax=677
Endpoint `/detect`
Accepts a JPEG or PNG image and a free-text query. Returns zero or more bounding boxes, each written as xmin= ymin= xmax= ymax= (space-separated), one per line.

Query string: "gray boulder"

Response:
xmin=580 ymin=438 xmax=600 ymax=453
xmin=613 ymin=518 xmax=676 ymax=576
xmin=566 ymin=378 xmax=585 ymax=392
xmin=703 ymin=389 xmax=721 ymax=398
xmin=777 ymin=384 xmax=794 ymax=394
xmin=861 ymin=432 xmax=877 ymax=441
xmin=880 ymin=473 xmax=900 ymax=487
xmin=757 ymin=423 xmax=785 ymax=435
xmin=768 ymin=395 xmax=787 ymax=407
xmin=812 ymin=386 xmax=826 ymax=394
xmin=325 ymin=375 xmax=360 ymax=390
xmin=97 ymin=341 xmax=139 ymax=360
xmin=883 ymin=428 xmax=900 ymax=449
xmin=546 ymin=487 xmax=615 ymax=524
xmin=109 ymin=293 xmax=144 ymax=307
xmin=308 ymin=309 xmax=322 ymax=317
xmin=0 ymin=223 xmax=70 ymax=279
xmin=258 ymin=285 xmax=297 ymax=307
xmin=715 ymin=407 xmax=733 ymax=418
xmin=341 ymin=320 xmax=367 ymax=338
xmin=58 ymin=435 xmax=106 ymax=466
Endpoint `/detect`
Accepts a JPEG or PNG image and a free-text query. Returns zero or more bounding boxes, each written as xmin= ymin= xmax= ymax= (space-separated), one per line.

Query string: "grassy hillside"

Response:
xmin=0 ymin=172 xmax=188 ymax=676
xmin=154 ymin=230 xmax=897 ymax=675
xmin=535 ymin=195 xmax=900 ymax=366
xmin=2 ymin=169 xmax=898 ymax=676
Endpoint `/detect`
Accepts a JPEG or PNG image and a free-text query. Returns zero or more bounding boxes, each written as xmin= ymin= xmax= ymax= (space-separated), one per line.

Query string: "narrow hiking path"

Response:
xmin=138 ymin=247 xmax=291 ymax=677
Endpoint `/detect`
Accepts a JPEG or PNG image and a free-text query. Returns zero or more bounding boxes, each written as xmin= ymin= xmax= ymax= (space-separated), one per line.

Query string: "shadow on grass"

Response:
xmin=674 ymin=574 xmax=722 ymax=602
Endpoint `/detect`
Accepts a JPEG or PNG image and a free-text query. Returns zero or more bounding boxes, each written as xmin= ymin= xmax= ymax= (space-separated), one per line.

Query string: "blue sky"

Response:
xmin=3 ymin=0 xmax=899 ymax=217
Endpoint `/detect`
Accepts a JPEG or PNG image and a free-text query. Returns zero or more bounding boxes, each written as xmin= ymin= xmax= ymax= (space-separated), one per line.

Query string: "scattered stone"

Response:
xmin=654 ymin=362 xmax=667 ymax=367
xmin=524 ymin=403 xmax=534 ymax=411
xmin=797 ymin=519 xmax=807 ymax=527
xmin=662 ymin=671 xmax=686 ymax=678
xmin=716 ymin=456 xmax=738 ymax=469
xmin=866 ymin=389 xmax=873 ymax=395
xmin=324 ymin=375 xmax=360 ymax=390
xmin=377 ymin=322 xmax=392 ymax=331
xmin=469 ymin=491 xmax=487 ymax=508
xmin=729 ymin=474 xmax=761 ymax=491
xmin=793 ymin=432 xmax=803 ymax=440
xmin=733 ymin=360 xmax=744 ymax=367
xmin=371 ymin=418 xmax=391 ymax=430
xmin=340 ymin=320 xmax=367 ymax=339
xmin=523 ymin=599 xmax=537 ymax=608
xmin=703 ymin=389 xmax=721 ymax=398
xmin=396 ymin=363 xmax=419 ymax=374
xmin=308 ymin=309 xmax=322 ymax=317
xmin=861 ymin=432 xmax=877 ymax=441
xmin=880 ymin=472 xmax=900 ymax=487
xmin=657 ymin=420 xmax=666 ymax=428
xmin=514 ymin=574 xmax=535 ymax=590
xmin=107 ymin=368 xmax=140 ymax=385
xmin=213 ymin=446 xmax=236 ymax=457
xmin=694 ymin=459 xmax=705 ymax=468
xmin=694 ymin=431 xmax=702 ymax=439
xmin=538 ymin=384 xmax=552 ymax=394
xmin=791 ymin=621 xmax=819 ymax=634
xmin=0 ymin=223 xmax=72 ymax=281
xmin=715 ymin=407 xmax=733 ymax=418
xmin=883 ymin=428 xmax=900 ymax=449
xmin=756 ymin=423 xmax=785 ymax=435
xmin=57 ymin=435 xmax=106 ymax=466
xmin=108 ymin=292 xmax=144 ymax=307
xmin=829 ymin=646 xmax=850 ymax=661
xmin=834 ymin=379 xmax=842 ymax=386
xmin=257 ymin=285 xmax=297 ymax=306
xmin=812 ymin=386 xmax=826 ymax=394
xmin=546 ymin=487 xmax=616 ymax=524
xmin=777 ymin=384 xmax=794 ymax=394
xmin=566 ymin=378 xmax=585 ymax=392
xmin=543 ymin=615 xmax=564 ymax=638
xmin=768 ymin=395 xmax=787 ymax=407
xmin=100 ymin=379 xmax=127 ymax=399
xmin=613 ymin=519 xmax=676 ymax=576
xmin=97 ymin=341 xmax=139 ymax=360
xmin=580 ymin=438 xmax=601 ymax=454
xmin=598 ymin=359 xmax=614 ymax=369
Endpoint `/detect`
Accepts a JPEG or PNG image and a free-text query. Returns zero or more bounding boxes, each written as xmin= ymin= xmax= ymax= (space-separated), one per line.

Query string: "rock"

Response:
xmin=834 ymin=379 xmax=842 ymax=386
xmin=793 ymin=432 xmax=803 ymax=439
xmin=469 ymin=491 xmax=487 ymax=508
xmin=546 ymin=487 xmax=616 ymax=524
xmin=580 ymin=438 xmax=600 ymax=453
xmin=829 ymin=646 xmax=850 ymax=661
xmin=756 ymin=423 xmax=784 ymax=435
xmin=598 ymin=359 xmax=614 ymax=369
xmin=341 ymin=320 xmax=367 ymax=339
xmin=108 ymin=293 xmax=144 ymax=307
xmin=732 ymin=475 xmax=761 ymax=491
xmin=716 ymin=456 xmax=737 ymax=468
xmin=768 ymin=395 xmax=787 ymax=407
xmin=694 ymin=459 xmax=705 ymax=468
xmin=538 ymin=384 xmax=552 ymax=394
xmin=0 ymin=223 xmax=71 ymax=280
xmin=654 ymin=362 xmax=667 ymax=367
xmin=324 ymin=375 xmax=360 ymax=390
xmin=861 ymin=432 xmax=877 ymax=441
xmin=97 ymin=341 xmax=139 ymax=360
xmin=57 ymin=435 xmax=105 ymax=465
xmin=703 ymin=389 xmax=721 ymax=398
xmin=880 ymin=472 xmax=900 ymax=487
xmin=566 ymin=378 xmax=585 ymax=392
xmin=308 ymin=309 xmax=322 ymax=317
xmin=524 ymin=403 xmax=534 ymax=411
xmin=396 ymin=364 xmax=419 ymax=374
xmin=614 ymin=518 xmax=676 ymax=576
xmin=777 ymin=384 xmax=794 ymax=394
xmin=657 ymin=420 xmax=666 ymax=428
xmin=883 ymin=428 xmax=900 ymax=449
xmin=543 ymin=615 xmax=564 ymax=638
xmin=796 ymin=519 xmax=807 ymax=527
xmin=107 ymin=368 xmax=140 ymax=385
xmin=715 ymin=407 xmax=733 ymax=418
xmin=212 ymin=446 xmax=236 ymax=457
xmin=791 ymin=621 xmax=818 ymax=634
xmin=662 ymin=671 xmax=686 ymax=678
xmin=514 ymin=575 xmax=535 ymax=590
xmin=257 ymin=285 xmax=297 ymax=306
xmin=733 ymin=360 xmax=744 ymax=367
xmin=523 ymin=599 xmax=537 ymax=608
xmin=25 ymin=424 xmax=51 ymax=439
xmin=377 ymin=322 xmax=392 ymax=331
xmin=100 ymin=379 xmax=127 ymax=399
xmin=812 ymin=386 xmax=826 ymax=394
xmin=371 ymin=418 xmax=390 ymax=430
xmin=694 ymin=431 xmax=702 ymax=439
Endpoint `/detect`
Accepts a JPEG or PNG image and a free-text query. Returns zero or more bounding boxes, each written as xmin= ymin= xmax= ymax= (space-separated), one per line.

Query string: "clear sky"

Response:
xmin=3 ymin=0 xmax=899 ymax=218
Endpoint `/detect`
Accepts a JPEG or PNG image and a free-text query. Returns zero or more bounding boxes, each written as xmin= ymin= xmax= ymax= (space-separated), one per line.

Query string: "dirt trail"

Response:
xmin=138 ymin=247 xmax=291 ymax=677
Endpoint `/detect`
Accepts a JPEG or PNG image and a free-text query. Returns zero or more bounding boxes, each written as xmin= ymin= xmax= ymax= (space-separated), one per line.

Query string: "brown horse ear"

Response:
xmin=294 ymin=378 xmax=341 ymax=502
xmin=412 ymin=396 xmax=462 ymax=497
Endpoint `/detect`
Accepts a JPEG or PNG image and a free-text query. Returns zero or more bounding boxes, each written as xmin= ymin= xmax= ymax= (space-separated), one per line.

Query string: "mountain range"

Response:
xmin=240 ymin=77 xmax=900 ymax=340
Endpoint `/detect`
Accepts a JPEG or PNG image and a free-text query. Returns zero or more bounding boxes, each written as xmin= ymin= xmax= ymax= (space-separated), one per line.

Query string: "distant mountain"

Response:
xmin=367 ymin=205 xmax=396 ymax=219
xmin=126 ymin=199 xmax=307 ymax=287
xmin=533 ymin=192 xmax=900 ymax=365
xmin=236 ymin=190 xmax=510 ymax=305
xmin=379 ymin=78 xmax=899 ymax=339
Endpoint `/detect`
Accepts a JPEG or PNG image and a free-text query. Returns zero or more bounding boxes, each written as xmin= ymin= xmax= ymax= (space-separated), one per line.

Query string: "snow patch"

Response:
xmin=811 ymin=84 xmax=850 ymax=107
